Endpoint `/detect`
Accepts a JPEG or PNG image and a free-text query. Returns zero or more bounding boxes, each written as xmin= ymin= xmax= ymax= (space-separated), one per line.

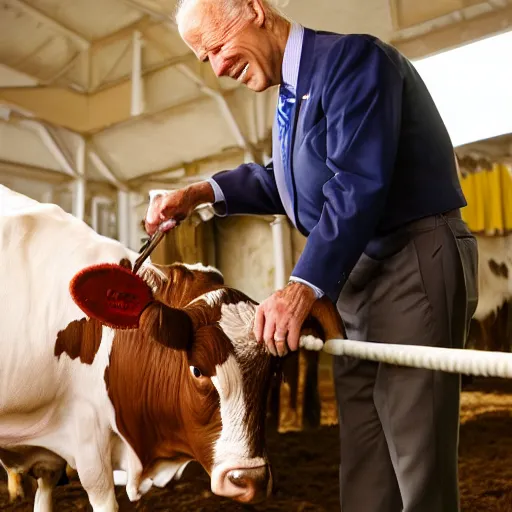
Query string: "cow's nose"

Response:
xmin=226 ymin=465 xmax=272 ymax=503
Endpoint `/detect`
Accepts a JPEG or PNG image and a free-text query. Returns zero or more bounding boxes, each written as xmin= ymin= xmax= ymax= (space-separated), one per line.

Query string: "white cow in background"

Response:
xmin=473 ymin=234 xmax=512 ymax=321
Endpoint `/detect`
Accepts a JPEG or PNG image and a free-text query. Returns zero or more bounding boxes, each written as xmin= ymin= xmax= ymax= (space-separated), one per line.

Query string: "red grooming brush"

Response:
xmin=69 ymin=220 xmax=175 ymax=329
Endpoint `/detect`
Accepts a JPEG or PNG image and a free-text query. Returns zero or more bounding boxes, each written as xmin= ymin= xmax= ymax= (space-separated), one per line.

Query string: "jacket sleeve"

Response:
xmin=291 ymin=37 xmax=403 ymax=302
xmin=210 ymin=160 xmax=286 ymax=216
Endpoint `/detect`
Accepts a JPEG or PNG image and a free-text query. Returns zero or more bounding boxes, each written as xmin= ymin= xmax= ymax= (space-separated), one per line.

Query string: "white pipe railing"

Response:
xmin=317 ymin=338 xmax=512 ymax=379
xmin=72 ymin=138 xmax=86 ymax=221
xmin=91 ymin=196 xmax=112 ymax=233
xmin=117 ymin=190 xmax=130 ymax=247
xmin=271 ymin=216 xmax=292 ymax=291
xmin=72 ymin=177 xmax=85 ymax=221
xmin=131 ymin=30 xmax=144 ymax=117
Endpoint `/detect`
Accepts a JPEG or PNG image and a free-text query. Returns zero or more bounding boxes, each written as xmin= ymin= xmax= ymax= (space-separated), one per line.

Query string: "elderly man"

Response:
xmin=145 ymin=0 xmax=478 ymax=511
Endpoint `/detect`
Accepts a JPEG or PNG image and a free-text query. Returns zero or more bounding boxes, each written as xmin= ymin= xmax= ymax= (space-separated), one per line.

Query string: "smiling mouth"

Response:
xmin=237 ymin=64 xmax=249 ymax=82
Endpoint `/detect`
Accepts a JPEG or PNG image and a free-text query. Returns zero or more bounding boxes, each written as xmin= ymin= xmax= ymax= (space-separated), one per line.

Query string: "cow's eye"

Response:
xmin=189 ymin=366 xmax=203 ymax=378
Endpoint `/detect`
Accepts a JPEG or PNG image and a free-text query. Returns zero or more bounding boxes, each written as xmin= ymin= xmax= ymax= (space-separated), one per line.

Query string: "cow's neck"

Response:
xmin=105 ymin=331 xmax=196 ymax=470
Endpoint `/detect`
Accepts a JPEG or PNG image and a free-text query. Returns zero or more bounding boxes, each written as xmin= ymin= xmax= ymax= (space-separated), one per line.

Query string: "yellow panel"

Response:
xmin=500 ymin=165 xmax=512 ymax=231
xmin=459 ymin=164 xmax=512 ymax=235
xmin=483 ymin=164 xmax=504 ymax=234
xmin=460 ymin=172 xmax=485 ymax=232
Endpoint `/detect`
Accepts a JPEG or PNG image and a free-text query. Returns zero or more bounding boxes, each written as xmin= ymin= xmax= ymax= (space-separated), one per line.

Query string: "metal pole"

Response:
xmin=72 ymin=178 xmax=85 ymax=220
xmin=41 ymin=187 xmax=54 ymax=204
xmin=128 ymin=192 xmax=145 ymax=249
xmin=131 ymin=30 xmax=144 ymax=117
xmin=72 ymin=138 xmax=86 ymax=220
xmin=91 ymin=196 xmax=112 ymax=233
xmin=117 ymin=189 xmax=130 ymax=246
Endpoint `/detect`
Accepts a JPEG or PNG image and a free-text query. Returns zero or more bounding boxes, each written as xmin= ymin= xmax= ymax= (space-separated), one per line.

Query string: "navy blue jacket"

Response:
xmin=212 ymin=29 xmax=466 ymax=302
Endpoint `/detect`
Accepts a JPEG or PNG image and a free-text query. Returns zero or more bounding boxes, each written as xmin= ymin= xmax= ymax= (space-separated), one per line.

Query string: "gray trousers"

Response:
xmin=334 ymin=211 xmax=478 ymax=512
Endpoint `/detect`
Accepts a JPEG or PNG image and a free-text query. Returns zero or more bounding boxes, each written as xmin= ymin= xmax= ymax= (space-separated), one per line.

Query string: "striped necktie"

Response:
xmin=276 ymin=84 xmax=296 ymax=199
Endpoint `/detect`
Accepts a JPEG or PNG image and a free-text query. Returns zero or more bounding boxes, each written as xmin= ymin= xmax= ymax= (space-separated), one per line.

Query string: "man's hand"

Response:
xmin=144 ymin=182 xmax=215 ymax=236
xmin=253 ymin=282 xmax=317 ymax=357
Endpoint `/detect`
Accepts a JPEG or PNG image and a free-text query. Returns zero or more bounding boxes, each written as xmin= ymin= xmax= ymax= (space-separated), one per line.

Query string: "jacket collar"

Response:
xmin=295 ymin=28 xmax=316 ymax=102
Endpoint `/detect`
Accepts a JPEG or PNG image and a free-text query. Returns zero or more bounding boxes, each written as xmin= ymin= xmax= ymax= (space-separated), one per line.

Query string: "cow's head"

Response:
xmin=66 ymin=261 xmax=343 ymax=504
xmin=109 ymin=262 xmax=276 ymax=503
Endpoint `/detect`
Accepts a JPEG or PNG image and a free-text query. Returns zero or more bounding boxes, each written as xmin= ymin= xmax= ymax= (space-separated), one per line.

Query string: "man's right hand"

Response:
xmin=144 ymin=182 xmax=215 ymax=236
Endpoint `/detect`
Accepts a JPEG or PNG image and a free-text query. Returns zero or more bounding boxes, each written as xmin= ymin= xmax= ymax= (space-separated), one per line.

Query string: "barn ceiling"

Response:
xmin=0 ymin=0 xmax=511 ymax=192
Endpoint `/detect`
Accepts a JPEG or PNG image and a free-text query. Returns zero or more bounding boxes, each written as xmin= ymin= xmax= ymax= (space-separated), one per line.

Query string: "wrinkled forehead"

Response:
xmin=177 ymin=0 xmax=211 ymax=48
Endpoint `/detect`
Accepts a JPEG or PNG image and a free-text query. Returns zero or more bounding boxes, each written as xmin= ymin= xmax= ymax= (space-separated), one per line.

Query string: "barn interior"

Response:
xmin=1 ymin=0 xmax=512 ymax=510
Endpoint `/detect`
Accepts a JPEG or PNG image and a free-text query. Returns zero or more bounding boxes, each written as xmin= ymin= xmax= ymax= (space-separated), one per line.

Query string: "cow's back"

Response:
xmin=0 ymin=186 xmax=136 ymax=415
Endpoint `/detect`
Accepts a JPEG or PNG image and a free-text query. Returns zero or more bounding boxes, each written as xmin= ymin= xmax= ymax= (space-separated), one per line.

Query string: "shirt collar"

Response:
xmin=281 ymin=22 xmax=304 ymax=94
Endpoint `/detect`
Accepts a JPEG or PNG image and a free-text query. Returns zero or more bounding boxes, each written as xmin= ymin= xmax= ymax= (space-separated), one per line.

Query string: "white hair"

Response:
xmin=174 ymin=0 xmax=286 ymax=29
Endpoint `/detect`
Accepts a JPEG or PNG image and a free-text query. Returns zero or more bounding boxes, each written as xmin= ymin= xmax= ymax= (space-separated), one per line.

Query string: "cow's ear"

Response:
xmin=139 ymin=302 xmax=193 ymax=351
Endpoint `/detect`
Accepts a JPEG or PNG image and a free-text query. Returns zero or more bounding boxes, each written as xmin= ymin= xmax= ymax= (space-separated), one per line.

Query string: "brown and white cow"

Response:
xmin=0 ymin=185 xmax=341 ymax=511
xmin=465 ymin=233 xmax=512 ymax=356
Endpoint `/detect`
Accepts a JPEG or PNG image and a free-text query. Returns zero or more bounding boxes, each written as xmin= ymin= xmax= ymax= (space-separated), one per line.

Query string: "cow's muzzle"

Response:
xmin=211 ymin=463 xmax=272 ymax=503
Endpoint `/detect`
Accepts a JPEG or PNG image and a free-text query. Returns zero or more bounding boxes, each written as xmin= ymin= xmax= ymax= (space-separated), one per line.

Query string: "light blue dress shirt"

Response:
xmin=208 ymin=23 xmax=323 ymax=298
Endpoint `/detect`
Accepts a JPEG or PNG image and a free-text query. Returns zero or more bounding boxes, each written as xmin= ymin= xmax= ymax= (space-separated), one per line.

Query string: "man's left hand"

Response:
xmin=253 ymin=282 xmax=317 ymax=357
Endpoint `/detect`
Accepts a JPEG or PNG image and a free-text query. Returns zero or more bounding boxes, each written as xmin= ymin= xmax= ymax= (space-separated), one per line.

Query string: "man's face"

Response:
xmin=179 ymin=1 xmax=279 ymax=92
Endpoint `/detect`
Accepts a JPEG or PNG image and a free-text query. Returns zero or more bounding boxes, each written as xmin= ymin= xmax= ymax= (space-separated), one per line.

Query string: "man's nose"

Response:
xmin=209 ymin=53 xmax=227 ymax=77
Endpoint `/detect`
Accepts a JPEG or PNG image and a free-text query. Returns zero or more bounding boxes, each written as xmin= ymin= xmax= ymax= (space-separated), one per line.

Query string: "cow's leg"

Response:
xmin=498 ymin=302 xmax=510 ymax=352
xmin=7 ymin=468 xmax=25 ymax=502
xmin=285 ymin=352 xmax=300 ymax=412
xmin=75 ymin=449 xmax=117 ymax=511
xmin=280 ymin=352 xmax=299 ymax=428
xmin=506 ymin=301 xmax=512 ymax=351
xmin=267 ymin=376 xmax=280 ymax=430
xmin=302 ymin=349 xmax=321 ymax=429
xmin=75 ymin=444 xmax=117 ymax=512
xmin=482 ymin=313 xmax=495 ymax=351
xmin=32 ymin=466 xmax=62 ymax=512
xmin=74 ymin=410 xmax=118 ymax=512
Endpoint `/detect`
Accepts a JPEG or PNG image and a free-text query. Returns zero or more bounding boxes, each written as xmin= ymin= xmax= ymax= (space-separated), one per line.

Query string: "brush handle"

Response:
xmin=133 ymin=220 xmax=176 ymax=274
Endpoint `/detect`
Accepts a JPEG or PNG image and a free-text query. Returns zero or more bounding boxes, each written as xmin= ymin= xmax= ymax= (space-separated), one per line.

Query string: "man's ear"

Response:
xmin=139 ymin=302 xmax=193 ymax=351
xmin=249 ymin=0 xmax=266 ymax=28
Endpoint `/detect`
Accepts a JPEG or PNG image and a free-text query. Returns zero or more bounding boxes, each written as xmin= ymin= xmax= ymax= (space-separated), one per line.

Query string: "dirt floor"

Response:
xmin=2 ymin=370 xmax=512 ymax=511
